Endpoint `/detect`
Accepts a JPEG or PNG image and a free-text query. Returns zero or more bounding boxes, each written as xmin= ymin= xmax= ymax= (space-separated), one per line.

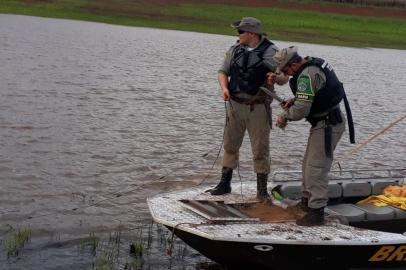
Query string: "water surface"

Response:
xmin=0 ymin=14 xmax=405 ymax=269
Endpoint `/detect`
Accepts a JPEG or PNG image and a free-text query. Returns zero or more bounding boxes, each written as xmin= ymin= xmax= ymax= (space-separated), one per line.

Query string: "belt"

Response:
xmin=307 ymin=107 xmax=342 ymax=127
xmin=231 ymin=96 xmax=266 ymax=105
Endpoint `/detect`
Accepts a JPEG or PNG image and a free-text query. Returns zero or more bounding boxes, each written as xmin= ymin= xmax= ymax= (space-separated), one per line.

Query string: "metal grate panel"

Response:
xmin=179 ymin=199 xmax=259 ymax=221
xmin=148 ymin=181 xmax=406 ymax=245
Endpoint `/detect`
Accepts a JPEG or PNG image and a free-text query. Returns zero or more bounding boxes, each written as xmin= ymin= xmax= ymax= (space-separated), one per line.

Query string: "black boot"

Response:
xmin=298 ymin=197 xmax=310 ymax=212
xmin=209 ymin=167 xmax=233 ymax=195
xmin=257 ymin=173 xmax=270 ymax=201
xmin=296 ymin=207 xmax=325 ymax=226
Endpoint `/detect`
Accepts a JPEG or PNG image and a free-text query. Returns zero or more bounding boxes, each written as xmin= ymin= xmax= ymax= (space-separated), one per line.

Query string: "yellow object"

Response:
xmin=357 ymin=185 xmax=406 ymax=210
xmin=357 ymin=194 xmax=406 ymax=211
xmin=369 ymin=245 xmax=406 ymax=262
xmin=383 ymin=185 xmax=406 ymax=197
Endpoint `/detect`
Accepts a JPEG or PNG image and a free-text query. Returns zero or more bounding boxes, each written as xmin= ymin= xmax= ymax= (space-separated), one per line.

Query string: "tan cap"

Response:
xmin=273 ymin=46 xmax=299 ymax=70
xmin=231 ymin=17 xmax=265 ymax=35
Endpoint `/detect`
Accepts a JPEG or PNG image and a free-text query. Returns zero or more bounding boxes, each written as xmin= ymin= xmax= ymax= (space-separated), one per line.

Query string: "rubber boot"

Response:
xmin=209 ymin=167 xmax=233 ymax=195
xmin=296 ymin=207 xmax=325 ymax=226
xmin=298 ymin=197 xmax=310 ymax=212
xmin=256 ymin=173 xmax=270 ymax=201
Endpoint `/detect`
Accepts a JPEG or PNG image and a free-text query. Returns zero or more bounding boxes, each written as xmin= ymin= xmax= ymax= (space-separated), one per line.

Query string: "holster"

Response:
xmin=325 ymin=124 xmax=332 ymax=158
xmin=308 ymin=108 xmax=343 ymax=158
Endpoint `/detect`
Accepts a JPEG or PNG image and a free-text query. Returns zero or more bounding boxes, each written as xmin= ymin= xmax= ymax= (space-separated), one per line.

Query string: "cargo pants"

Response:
xmin=302 ymin=112 xmax=346 ymax=209
xmin=222 ymin=99 xmax=271 ymax=174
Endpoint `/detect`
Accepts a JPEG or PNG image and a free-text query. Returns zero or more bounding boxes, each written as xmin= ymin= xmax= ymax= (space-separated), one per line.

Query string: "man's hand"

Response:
xmin=218 ymin=73 xmax=231 ymax=101
xmin=282 ymin=98 xmax=295 ymax=110
xmin=266 ymin=72 xmax=277 ymax=86
xmin=222 ymin=88 xmax=230 ymax=101
xmin=267 ymin=72 xmax=289 ymax=86
xmin=276 ymin=115 xmax=287 ymax=130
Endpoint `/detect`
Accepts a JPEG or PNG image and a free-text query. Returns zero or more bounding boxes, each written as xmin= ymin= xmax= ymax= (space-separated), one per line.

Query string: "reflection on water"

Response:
xmin=0 ymin=14 xmax=405 ymax=269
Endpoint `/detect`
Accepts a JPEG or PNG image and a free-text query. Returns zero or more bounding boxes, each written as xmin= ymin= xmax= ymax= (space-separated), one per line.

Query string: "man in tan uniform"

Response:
xmin=207 ymin=17 xmax=283 ymax=200
xmin=269 ymin=46 xmax=355 ymax=226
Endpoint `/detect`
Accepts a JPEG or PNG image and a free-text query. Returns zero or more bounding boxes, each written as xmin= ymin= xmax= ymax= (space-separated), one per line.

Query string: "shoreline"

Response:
xmin=1 ymin=1 xmax=406 ymax=48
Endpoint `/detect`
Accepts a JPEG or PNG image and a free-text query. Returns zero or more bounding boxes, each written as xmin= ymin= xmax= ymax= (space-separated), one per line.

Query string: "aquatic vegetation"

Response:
xmin=80 ymin=232 xmax=100 ymax=256
xmin=79 ymin=221 xmax=222 ymax=270
xmin=129 ymin=241 xmax=143 ymax=257
xmin=124 ymin=258 xmax=143 ymax=270
xmin=1 ymin=221 xmax=219 ymax=269
xmin=3 ymin=228 xmax=31 ymax=259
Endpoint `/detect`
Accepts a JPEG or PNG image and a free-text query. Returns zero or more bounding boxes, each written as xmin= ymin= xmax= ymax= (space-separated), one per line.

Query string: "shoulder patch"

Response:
xmin=295 ymin=74 xmax=314 ymax=102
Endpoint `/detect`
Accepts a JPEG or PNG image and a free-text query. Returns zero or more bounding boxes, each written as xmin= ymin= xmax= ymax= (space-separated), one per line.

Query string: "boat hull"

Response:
xmin=148 ymin=169 xmax=406 ymax=270
xmin=171 ymin=226 xmax=406 ymax=270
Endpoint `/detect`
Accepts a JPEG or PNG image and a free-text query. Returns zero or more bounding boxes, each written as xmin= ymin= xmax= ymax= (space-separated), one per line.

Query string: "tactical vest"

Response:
xmin=229 ymin=39 xmax=273 ymax=96
xmin=290 ymin=57 xmax=355 ymax=145
xmin=289 ymin=57 xmax=344 ymax=118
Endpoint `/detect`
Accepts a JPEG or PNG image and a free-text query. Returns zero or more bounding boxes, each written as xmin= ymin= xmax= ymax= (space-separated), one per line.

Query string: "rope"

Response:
xmin=237 ymin=161 xmax=245 ymax=203
xmin=334 ymin=113 xmax=406 ymax=169
xmin=166 ymin=222 xmax=205 ymax=256
xmin=196 ymin=101 xmax=227 ymax=186
xmin=9 ymin=102 xmax=227 ymax=221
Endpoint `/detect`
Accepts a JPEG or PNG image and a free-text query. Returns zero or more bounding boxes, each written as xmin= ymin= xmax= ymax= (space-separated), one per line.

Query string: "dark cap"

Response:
xmin=231 ymin=17 xmax=265 ymax=35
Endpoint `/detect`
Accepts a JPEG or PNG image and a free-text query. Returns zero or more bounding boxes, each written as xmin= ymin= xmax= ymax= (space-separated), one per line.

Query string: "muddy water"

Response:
xmin=0 ymin=14 xmax=405 ymax=269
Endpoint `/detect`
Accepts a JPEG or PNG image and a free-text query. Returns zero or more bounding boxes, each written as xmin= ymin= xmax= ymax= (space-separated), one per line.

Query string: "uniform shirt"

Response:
xmin=218 ymin=37 xmax=279 ymax=99
xmin=281 ymin=65 xmax=327 ymax=121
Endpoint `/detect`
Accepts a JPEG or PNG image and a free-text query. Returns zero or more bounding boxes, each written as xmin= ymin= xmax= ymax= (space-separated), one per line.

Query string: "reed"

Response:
xmin=78 ymin=222 xmax=187 ymax=269
xmin=1 ymin=222 xmax=219 ymax=269
xmin=3 ymin=228 xmax=31 ymax=259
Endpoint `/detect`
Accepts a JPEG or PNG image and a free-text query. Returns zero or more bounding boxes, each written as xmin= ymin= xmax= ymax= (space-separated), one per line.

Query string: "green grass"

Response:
xmin=3 ymin=228 xmax=31 ymax=259
xmin=1 ymin=0 xmax=406 ymax=49
xmin=163 ymin=4 xmax=406 ymax=48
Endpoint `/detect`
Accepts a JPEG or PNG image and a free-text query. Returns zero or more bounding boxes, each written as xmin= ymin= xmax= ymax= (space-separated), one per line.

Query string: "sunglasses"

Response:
xmin=237 ymin=30 xmax=245 ymax=34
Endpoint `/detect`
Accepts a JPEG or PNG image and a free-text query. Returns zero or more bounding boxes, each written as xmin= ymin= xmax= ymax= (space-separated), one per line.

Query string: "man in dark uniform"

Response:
xmin=269 ymin=46 xmax=355 ymax=226
xmin=207 ymin=17 xmax=285 ymax=200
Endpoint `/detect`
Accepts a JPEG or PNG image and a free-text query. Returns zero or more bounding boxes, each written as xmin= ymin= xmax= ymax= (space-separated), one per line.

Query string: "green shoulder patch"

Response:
xmin=295 ymin=74 xmax=314 ymax=102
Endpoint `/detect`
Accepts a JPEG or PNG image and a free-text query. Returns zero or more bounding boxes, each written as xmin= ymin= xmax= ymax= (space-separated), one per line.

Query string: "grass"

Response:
xmin=76 ymin=221 xmax=213 ymax=270
xmin=164 ymin=4 xmax=406 ymax=48
xmin=3 ymin=228 xmax=32 ymax=259
xmin=1 ymin=222 xmax=221 ymax=269
xmin=1 ymin=0 xmax=406 ymax=49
